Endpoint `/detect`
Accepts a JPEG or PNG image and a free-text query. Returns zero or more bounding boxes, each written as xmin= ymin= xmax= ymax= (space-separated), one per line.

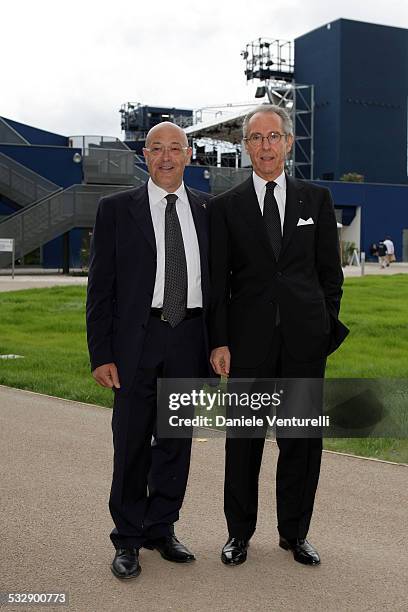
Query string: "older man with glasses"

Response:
xmin=87 ymin=122 xmax=210 ymax=579
xmin=210 ymin=104 xmax=349 ymax=567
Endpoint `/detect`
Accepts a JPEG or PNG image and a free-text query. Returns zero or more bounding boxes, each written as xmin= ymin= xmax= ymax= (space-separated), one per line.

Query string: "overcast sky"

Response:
xmin=2 ymin=0 xmax=407 ymax=139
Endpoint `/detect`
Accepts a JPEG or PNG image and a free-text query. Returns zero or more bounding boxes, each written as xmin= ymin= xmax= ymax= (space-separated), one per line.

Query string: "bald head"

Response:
xmin=143 ymin=121 xmax=192 ymax=192
xmin=145 ymin=121 xmax=188 ymax=148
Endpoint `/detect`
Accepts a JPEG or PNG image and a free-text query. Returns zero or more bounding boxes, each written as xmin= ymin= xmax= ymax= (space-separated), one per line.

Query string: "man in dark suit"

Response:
xmin=86 ymin=122 xmax=210 ymax=579
xmin=210 ymin=105 xmax=348 ymax=567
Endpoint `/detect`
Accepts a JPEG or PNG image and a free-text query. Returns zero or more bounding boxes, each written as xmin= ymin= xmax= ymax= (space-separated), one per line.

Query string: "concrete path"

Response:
xmin=0 ymin=275 xmax=87 ymax=293
xmin=342 ymin=262 xmax=408 ymax=277
xmin=0 ymin=385 xmax=407 ymax=611
xmin=1 ymin=263 xmax=408 ymax=294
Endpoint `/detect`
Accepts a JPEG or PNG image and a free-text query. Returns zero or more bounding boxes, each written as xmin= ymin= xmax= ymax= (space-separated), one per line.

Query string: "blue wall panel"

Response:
xmin=295 ymin=19 xmax=408 ymax=185
xmin=314 ymin=179 xmax=408 ymax=259
xmin=69 ymin=229 xmax=83 ymax=268
xmin=184 ymin=165 xmax=210 ymax=193
xmin=0 ymin=194 xmax=21 ymax=213
xmin=1 ymin=117 xmax=68 ymax=147
xmin=295 ymin=21 xmax=342 ymax=180
xmin=42 ymin=236 xmax=62 ymax=268
xmin=42 ymin=229 xmax=83 ymax=268
xmin=0 ymin=144 xmax=83 ymax=188
xmin=0 ymin=198 xmax=17 ymax=215
xmin=340 ymin=20 xmax=408 ymax=184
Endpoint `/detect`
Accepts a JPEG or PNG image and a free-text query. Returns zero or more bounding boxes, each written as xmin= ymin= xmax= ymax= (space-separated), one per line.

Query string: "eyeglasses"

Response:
xmin=144 ymin=145 xmax=189 ymax=157
xmin=244 ymin=132 xmax=287 ymax=146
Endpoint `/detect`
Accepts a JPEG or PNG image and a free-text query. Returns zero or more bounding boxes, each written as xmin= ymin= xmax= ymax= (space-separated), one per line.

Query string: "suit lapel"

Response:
xmin=127 ymin=183 xmax=156 ymax=253
xmin=186 ymin=187 xmax=209 ymax=309
xmin=280 ymin=174 xmax=304 ymax=259
xmin=186 ymin=187 xmax=208 ymax=260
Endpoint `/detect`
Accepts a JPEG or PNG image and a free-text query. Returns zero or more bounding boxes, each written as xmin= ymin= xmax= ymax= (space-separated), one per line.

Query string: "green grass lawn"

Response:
xmin=324 ymin=274 xmax=408 ymax=462
xmin=0 ymin=286 xmax=110 ymax=407
xmin=0 ymin=276 xmax=407 ymax=463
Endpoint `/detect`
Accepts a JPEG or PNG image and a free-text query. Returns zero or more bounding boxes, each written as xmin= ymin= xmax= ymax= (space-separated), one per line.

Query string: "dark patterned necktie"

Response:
xmin=162 ymin=194 xmax=187 ymax=327
xmin=263 ymin=181 xmax=282 ymax=260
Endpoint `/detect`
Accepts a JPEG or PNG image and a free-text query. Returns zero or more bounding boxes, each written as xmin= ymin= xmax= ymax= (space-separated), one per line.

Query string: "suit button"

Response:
xmin=277 ymin=272 xmax=282 ymax=277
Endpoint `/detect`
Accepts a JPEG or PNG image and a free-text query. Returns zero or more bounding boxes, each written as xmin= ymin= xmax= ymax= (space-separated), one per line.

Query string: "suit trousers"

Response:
xmin=225 ymin=325 xmax=326 ymax=541
xmin=109 ymin=314 xmax=207 ymax=549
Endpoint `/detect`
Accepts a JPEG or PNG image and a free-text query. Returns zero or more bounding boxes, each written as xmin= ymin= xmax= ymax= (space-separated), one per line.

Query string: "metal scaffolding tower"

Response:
xmin=242 ymin=38 xmax=314 ymax=180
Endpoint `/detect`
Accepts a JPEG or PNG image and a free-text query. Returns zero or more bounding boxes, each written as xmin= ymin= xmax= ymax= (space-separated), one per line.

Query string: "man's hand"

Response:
xmin=210 ymin=346 xmax=231 ymax=376
xmin=92 ymin=363 xmax=121 ymax=389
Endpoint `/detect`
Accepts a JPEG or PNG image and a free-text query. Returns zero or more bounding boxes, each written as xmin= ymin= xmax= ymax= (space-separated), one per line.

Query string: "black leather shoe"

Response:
xmin=279 ymin=537 xmax=321 ymax=565
xmin=221 ymin=537 xmax=249 ymax=566
xmin=111 ymin=548 xmax=141 ymax=579
xmin=144 ymin=534 xmax=195 ymax=563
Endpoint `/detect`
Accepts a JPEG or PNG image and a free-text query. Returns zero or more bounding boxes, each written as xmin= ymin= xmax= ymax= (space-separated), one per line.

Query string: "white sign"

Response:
xmin=0 ymin=238 xmax=15 ymax=278
xmin=0 ymin=238 xmax=14 ymax=252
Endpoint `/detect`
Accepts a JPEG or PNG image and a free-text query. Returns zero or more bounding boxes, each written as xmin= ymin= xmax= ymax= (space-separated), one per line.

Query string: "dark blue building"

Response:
xmin=295 ymin=19 xmax=408 ymax=184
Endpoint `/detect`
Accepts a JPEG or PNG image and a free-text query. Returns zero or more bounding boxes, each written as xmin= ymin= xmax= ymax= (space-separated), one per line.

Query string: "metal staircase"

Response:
xmin=0 ymin=151 xmax=60 ymax=207
xmin=0 ymin=184 xmax=132 ymax=268
xmin=0 ymin=117 xmax=29 ymax=145
xmin=83 ymin=148 xmax=136 ymax=185
xmin=133 ymin=163 xmax=149 ymax=186
xmin=209 ymin=166 xmax=252 ymax=194
xmin=0 ymin=132 xmax=151 ymax=268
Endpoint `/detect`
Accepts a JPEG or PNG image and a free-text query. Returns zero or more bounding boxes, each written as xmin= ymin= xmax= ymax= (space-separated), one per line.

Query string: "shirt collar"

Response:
xmin=148 ymin=178 xmax=188 ymax=207
xmin=252 ymin=170 xmax=286 ymax=199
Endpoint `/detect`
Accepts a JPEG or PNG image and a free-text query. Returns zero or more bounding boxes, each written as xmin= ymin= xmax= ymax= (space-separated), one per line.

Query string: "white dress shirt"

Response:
xmin=147 ymin=178 xmax=202 ymax=308
xmin=252 ymin=170 xmax=287 ymax=233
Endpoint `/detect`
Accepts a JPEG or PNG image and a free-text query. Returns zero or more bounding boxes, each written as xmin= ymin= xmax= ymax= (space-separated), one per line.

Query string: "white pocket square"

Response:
xmin=297 ymin=217 xmax=314 ymax=226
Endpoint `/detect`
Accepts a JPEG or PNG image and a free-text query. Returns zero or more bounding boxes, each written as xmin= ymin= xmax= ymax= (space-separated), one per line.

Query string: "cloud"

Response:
xmin=1 ymin=0 xmax=406 ymax=137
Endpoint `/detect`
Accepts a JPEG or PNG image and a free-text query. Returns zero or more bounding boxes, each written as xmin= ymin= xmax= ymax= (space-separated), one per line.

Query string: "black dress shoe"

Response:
xmin=111 ymin=548 xmax=141 ymax=579
xmin=144 ymin=534 xmax=195 ymax=563
xmin=279 ymin=537 xmax=320 ymax=565
xmin=221 ymin=537 xmax=249 ymax=566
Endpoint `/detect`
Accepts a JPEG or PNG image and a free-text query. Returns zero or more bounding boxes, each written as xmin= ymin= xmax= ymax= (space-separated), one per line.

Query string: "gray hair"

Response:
xmin=242 ymin=104 xmax=293 ymax=137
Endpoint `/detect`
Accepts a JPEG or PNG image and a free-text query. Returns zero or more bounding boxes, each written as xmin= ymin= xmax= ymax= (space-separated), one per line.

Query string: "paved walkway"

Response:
xmin=0 ymin=275 xmax=87 ymax=292
xmin=0 ymin=385 xmax=407 ymax=611
xmin=342 ymin=262 xmax=408 ymax=277
xmin=0 ymin=263 xmax=407 ymax=293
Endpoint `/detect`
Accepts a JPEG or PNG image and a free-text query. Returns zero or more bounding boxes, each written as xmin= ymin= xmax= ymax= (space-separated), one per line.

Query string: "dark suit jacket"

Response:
xmin=210 ymin=174 xmax=349 ymax=367
xmin=86 ymin=182 xmax=210 ymax=392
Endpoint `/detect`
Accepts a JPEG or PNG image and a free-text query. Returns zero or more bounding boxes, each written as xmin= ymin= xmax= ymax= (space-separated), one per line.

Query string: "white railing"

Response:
xmin=68 ymin=135 xmax=129 ymax=151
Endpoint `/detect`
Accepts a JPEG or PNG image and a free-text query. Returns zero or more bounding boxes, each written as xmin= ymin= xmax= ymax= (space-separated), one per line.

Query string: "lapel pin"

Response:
xmin=202 ymin=202 xmax=207 ymax=209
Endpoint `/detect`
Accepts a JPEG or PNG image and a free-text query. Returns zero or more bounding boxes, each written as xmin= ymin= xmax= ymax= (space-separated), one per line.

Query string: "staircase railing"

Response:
xmin=0 ymin=117 xmax=29 ymax=145
xmin=82 ymin=148 xmax=137 ymax=185
xmin=69 ymin=135 xmax=130 ymax=151
xmin=0 ymin=184 xmax=131 ymax=268
xmin=209 ymin=166 xmax=252 ymax=194
xmin=133 ymin=163 xmax=149 ymax=186
xmin=0 ymin=151 xmax=60 ymax=206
